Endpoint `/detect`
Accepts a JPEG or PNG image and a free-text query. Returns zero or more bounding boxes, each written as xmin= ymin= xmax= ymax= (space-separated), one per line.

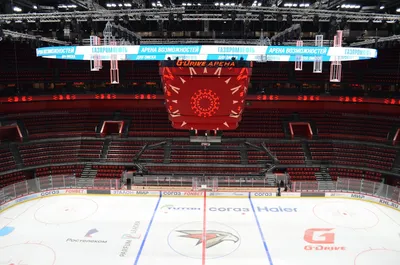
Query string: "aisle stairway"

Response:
xmin=315 ymin=167 xmax=335 ymax=190
xmin=77 ymin=163 xmax=97 ymax=187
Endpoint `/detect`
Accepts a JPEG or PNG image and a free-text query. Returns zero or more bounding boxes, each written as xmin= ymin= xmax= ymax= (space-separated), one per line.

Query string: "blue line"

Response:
xmin=248 ymin=193 xmax=274 ymax=265
xmin=133 ymin=192 xmax=162 ymax=265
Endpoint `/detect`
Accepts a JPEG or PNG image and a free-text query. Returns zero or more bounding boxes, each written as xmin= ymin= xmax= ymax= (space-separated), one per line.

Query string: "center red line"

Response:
xmin=202 ymin=189 xmax=207 ymax=265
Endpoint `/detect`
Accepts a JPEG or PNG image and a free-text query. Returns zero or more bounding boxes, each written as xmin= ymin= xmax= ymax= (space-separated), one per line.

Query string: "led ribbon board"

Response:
xmin=36 ymin=45 xmax=377 ymax=62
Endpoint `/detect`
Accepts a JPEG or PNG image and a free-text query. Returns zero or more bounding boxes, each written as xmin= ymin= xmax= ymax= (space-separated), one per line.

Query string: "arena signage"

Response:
xmin=325 ymin=192 xmax=400 ymax=210
xmin=36 ymin=45 xmax=377 ymax=62
xmin=110 ymin=190 xmax=158 ymax=196
xmin=175 ymin=60 xmax=237 ymax=67
xmin=40 ymin=190 xmax=60 ymax=197
xmin=65 ymin=189 xmax=87 ymax=194
xmin=162 ymin=191 xmax=182 ymax=196
xmin=251 ymin=192 xmax=275 ymax=197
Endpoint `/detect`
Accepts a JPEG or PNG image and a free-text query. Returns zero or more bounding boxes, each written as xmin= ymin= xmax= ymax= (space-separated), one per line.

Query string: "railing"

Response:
xmin=1 ymin=175 xmax=399 ymax=206
xmin=293 ymin=178 xmax=400 ymax=203
xmin=130 ymin=175 xmax=272 ymax=187
xmin=0 ymin=175 xmax=120 ymax=205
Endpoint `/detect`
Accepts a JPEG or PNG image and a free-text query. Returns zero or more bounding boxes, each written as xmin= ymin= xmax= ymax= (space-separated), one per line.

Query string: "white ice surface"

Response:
xmin=1 ymin=196 xmax=400 ymax=265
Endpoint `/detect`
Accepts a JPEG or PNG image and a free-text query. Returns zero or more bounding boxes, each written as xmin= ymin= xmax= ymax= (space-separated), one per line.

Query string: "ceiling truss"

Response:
xmin=0 ymin=7 xmax=399 ymax=23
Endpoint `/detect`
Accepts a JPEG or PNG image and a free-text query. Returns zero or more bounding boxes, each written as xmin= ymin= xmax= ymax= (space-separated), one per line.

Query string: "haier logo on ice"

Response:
xmin=256 ymin=206 xmax=298 ymax=213
xmin=161 ymin=205 xmax=297 ymax=213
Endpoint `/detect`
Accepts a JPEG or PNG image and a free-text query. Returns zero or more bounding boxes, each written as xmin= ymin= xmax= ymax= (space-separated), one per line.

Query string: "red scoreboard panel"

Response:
xmin=160 ymin=61 xmax=252 ymax=131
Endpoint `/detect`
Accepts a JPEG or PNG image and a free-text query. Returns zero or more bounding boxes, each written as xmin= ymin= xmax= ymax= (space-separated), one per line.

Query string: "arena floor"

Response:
xmin=1 ymin=195 xmax=400 ymax=265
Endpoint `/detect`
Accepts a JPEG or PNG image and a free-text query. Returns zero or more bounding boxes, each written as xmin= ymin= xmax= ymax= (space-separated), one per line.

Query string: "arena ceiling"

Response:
xmin=1 ymin=0 xmax=399 ymax=14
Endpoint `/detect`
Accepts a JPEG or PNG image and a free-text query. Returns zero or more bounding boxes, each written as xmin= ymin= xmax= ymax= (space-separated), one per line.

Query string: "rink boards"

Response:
xmin=1 ymin=188 xmax=399 ymax=213
xmin=1 ymin=188 xmax=400 ymax=265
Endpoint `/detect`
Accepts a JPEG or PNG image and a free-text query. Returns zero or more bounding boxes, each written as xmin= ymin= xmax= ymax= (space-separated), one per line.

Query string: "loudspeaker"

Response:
xmin=127 ymin=178 xmax=132 ymax=190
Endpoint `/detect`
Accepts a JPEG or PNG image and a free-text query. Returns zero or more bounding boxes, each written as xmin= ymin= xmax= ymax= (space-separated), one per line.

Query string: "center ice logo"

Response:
xmin=177 ymin=230 xmax=239 ymax=249
xmin=168 ymin=222 xmax=241 ymax=259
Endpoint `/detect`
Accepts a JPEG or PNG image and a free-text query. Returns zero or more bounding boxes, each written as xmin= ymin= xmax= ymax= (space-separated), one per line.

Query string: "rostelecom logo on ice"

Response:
xmin=303 ymin=228 xmax=345 ymax=251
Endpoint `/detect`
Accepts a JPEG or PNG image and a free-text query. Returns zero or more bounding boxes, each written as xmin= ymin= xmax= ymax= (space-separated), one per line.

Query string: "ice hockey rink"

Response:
xmin=1 ymin=194 xmax=400 ymax=265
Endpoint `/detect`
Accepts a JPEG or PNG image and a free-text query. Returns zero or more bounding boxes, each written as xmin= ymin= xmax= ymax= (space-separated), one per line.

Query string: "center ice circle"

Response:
xmin=34 ymin=197 xmax=98 ymax=224
xmin=312 ymin=201 xmax=379 ymax=229
xmin=0 ymin=243 xmax=56 ymax=265
xmin=354 ymin=249 xmax=400 ymax=264
xmin=168 ymin=221 xmax=241 ymax=259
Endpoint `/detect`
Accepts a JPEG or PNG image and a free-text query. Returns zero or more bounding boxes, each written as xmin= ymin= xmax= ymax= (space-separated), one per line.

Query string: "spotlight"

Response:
xmin=114 ymin=15 xmax=120 ymax=25
xmin=59 ymin=18 xmax=66 ymax=30
xmin=329 ymin=16 xmax=337 ymax=26
xmin=313 ymin=14 xmax=319 ymax=26
xmin=231 ymin=11 xmax=237 ymax=21
xmin=177 ymin=13 xmax=183 ymax=23
xmin=276 ymin=14 xmax=283 ymax=23
xmin=35 ymin=18 xmax=41 ymax=30
xmin=367 ymin=18 xmax=373 ymax=29
xmin=259 ymin=12 xmax=264 ymax=22
xmin=122 ymin=15 xmax=129 ymax=24
xmin=140 ymin=14 xmax=146 ymax=23
xmin=287 ymin=14 xmax=293 ymax=26
xmin=22 ymin=19 xmax=28 ymax=32
xmin=340 ymin=16 xmax=348 ymax=29
xmin=169 ymin=13 xmax=174 ymax=22
xmin=382 ymin=19 xmax=387 ymax=29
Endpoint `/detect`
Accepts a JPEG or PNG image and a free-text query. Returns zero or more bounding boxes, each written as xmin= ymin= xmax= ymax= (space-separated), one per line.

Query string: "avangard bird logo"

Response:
xmin=177 ymin=230 xmax=239 ymax=248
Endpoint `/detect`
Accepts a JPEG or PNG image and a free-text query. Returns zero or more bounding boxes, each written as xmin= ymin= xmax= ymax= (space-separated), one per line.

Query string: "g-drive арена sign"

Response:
xmin=162 ymin=205 xmax=298 ymax=213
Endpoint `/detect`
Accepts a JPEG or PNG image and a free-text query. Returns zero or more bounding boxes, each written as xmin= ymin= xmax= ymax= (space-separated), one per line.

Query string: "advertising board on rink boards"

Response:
xmin=281 ymin=192 xmax=301 ymax=197
xmin=325 ymin=192 xmax=400 ymax=211
xmin=251 ymin=192 xmax=276 ymax=197
xmin=110 ymin=190 xmax=159 ymax=196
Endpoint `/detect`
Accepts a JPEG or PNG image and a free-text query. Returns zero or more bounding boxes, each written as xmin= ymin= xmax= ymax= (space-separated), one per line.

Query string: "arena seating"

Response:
xmin=266 ymin=143 xmax=305 ymax=164
xmin=248 ymin=150 xmax=272 ymax=164
xmin=147 ymin=165 xmax=262 ymax=175
xmin=35 ymin=165 xmax=84 ymax=178
xmin=170 ymin=142 xmax=241 ymax=164
xmin=0 ymin=147 xmax=17 ymax=172
xmin=0 ymin=172 xmax=26 ymax=188
xmin=125 ymin=109 xmax=187 ymax=137
xmin=310 ymin=142 xmax=396 ymax=170
xmin=224 ymin=111 xmax=285 ymax=138
xmin=93 ymin=165 xmax=124 ymax=179
xmin=19 ymin=140 xmax=103 ymax=166
xmin=328 ymin=168 xmax=382 ymax=182
xmin=300 ymin=112 xmax=396 ymax=142
xmin=106 ymin=141 xmax=147 ymax=162
xmin=287 ymin=167 xmax=319 ymax=181
xmin=19 ymin=111 xmax=105 ymax=139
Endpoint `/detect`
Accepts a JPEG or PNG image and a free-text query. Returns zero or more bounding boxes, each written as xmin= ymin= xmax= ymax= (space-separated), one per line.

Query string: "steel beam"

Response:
xmin=0 ymin=7 xmax=399 ymax=23
xmin=2 ymin=29 xmax=70 ymax=45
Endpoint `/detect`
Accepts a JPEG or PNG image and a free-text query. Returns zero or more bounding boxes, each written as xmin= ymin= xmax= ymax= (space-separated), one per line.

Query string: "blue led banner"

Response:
xmin=36 ymin=45 xmax=378 ymax=62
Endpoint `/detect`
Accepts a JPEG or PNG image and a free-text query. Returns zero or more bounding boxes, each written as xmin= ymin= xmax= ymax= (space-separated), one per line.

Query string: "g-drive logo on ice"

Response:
xmin=161 ymin=205 xmax=297 ymax=213
xmin=303 ymin=228 xmax=345 ymax=251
